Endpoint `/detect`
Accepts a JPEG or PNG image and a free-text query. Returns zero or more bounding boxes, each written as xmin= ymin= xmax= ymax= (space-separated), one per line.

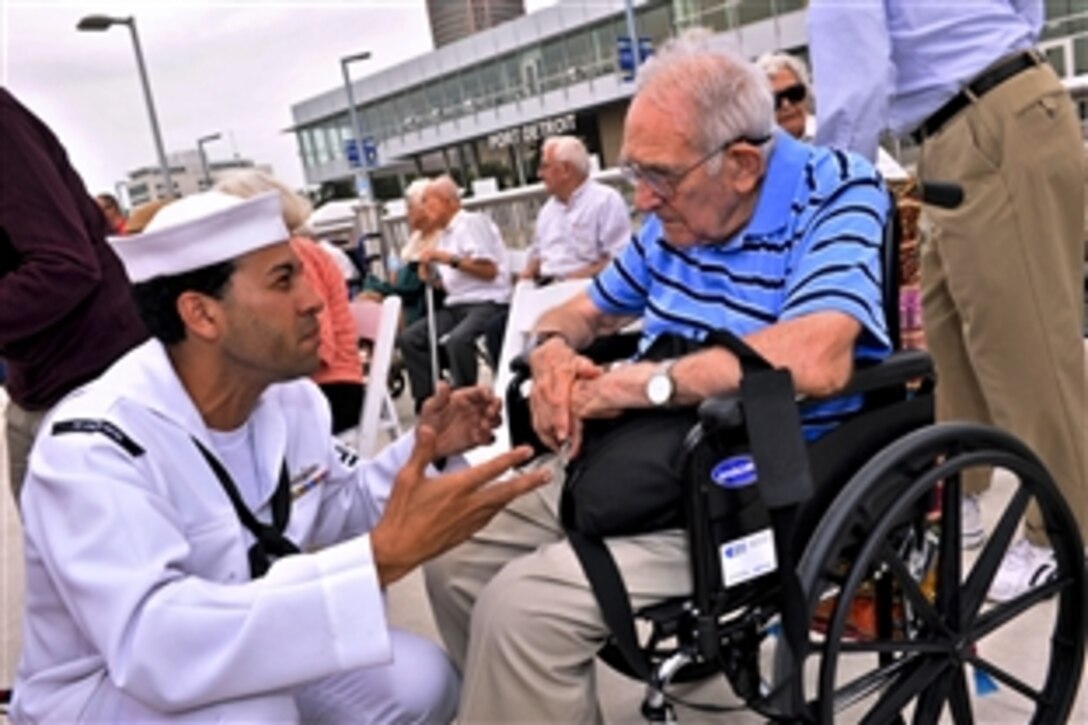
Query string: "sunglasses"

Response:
xmin=774 ymin=83 xmax=807 ymax=109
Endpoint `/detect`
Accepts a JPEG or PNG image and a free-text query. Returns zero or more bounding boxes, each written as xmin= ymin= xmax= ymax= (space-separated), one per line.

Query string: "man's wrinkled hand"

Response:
xmin=527 ymin=339 xmax=601 ymax=451
xmin=418 ymin=383 xmax=502 ymax=459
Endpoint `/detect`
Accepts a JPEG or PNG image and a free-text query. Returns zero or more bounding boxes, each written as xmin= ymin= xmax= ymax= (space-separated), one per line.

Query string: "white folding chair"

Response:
xmin=506 ymin=248 xmax=530 ymax=281
xmin=349 ymin=296 xmax=404 ymax=457
xmin=465 ymin=278 xmax=591 ymax=465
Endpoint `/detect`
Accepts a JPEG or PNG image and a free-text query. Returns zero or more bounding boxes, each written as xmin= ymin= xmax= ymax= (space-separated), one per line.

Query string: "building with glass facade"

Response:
xmin=427 ymin=0 xmax=526 ymax=48
xmin=288 ymin=0 xmax=1087 ymax=199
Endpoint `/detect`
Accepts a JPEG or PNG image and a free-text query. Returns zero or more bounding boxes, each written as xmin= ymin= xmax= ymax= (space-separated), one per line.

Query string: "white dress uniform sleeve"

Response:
xmin=308 ymin=428 xmax=418 ymax=548
xmin=20 ymin=427 xmax=405 ymax=713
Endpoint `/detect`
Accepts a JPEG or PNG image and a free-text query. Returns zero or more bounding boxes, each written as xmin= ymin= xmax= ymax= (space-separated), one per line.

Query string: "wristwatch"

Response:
xmin=448 ymin=254 xmax=462 ymax=269
xmin=645 ymin=360 xmax=677 ymax=407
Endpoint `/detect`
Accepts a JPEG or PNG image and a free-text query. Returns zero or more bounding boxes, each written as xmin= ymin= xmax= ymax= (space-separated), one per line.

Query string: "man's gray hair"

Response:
xmin=404 ymin=177 xmax=430 ymax=208
xmin=429 ymin=175 xmax=462 ymax=203
xmin=543 ymin=135 xmax=590 ymax=177
xmin=755 ymin=51 xmax=812 ymax=94
xmin=635 ymin=28 xmax=774 ymax=158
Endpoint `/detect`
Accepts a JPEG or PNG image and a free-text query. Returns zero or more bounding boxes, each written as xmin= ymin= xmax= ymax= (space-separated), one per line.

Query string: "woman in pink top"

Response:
xmin=216 ymin=171 xmax=364 ymax=433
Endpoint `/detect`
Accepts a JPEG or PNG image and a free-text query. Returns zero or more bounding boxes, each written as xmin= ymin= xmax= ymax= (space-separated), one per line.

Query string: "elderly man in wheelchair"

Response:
xmin=425 ymin=30 xmax=1086 ymax=724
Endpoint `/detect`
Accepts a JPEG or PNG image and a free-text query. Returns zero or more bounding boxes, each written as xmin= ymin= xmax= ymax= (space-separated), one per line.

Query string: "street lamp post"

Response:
xmin=77 ymin=14 xmax=174 ymax=199
xmin=197 ymin=132 xmax=222 ymax=190
xmin=339 ymin=50 xmax=372 ymax=200
xmin=623 ymin=0 xmax=641 ymax=70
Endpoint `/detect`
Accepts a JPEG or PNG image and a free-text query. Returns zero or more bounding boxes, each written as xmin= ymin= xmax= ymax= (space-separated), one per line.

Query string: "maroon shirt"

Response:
xmin=0 ymin=88 xmax=147 ymax=410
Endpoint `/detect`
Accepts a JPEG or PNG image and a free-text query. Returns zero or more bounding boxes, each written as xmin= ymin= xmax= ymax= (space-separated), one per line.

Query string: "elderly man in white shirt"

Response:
xmin=399 ymin=175 xmax=511 ymax=410
xmin=519 ymin=136 xmax=631 ymax=284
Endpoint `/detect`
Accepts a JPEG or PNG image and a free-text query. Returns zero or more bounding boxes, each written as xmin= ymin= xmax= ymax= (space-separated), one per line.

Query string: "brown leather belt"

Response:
xmin=911 ymin=49 xmax=1045 ymax=144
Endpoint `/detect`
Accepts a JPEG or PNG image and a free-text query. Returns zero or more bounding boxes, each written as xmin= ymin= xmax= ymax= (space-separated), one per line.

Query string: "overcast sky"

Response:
xmin=1 ymin=0 xmax=557 ymax=199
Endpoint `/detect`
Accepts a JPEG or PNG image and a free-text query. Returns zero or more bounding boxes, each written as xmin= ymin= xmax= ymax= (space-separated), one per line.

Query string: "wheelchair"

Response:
xmin=505 ymin=184 xmax=1086 ymax=723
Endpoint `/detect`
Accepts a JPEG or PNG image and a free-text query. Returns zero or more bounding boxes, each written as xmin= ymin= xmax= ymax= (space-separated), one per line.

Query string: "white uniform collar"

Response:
xmin=110 ymin=340 xmax=289 ymax=487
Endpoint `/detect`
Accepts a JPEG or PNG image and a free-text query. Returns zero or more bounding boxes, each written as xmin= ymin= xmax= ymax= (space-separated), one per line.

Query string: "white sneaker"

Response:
xmin=961 ymin=494 xmax=985 ymax=550
xmin=987 ymin=539 xmax=1057 ymax=603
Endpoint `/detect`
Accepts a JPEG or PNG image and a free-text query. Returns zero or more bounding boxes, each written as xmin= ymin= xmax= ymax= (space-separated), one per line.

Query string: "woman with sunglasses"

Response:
xmin=757 ymin=51 xmax=908 ymax=182
xmin=756 ymin=52 xmax=812 ymax=140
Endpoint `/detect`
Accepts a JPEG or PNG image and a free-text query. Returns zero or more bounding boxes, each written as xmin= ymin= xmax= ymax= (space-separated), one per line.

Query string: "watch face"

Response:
xmin=647 ymin=372 xmax=672 ymax=406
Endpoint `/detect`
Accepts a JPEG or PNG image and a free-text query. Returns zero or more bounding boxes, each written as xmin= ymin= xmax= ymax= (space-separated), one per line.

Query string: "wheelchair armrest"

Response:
xmin=694 ymin=349 xmax=933 ymax=432
xmin=510 ymin=352 xmax=530 ymax=378
xmin=832 ymin=349 xmax=933 ymax=399
xmin=508 ymin=332 xmax=643 ymax=378
xmin=696 ymin=393 xmax=745 ymax=431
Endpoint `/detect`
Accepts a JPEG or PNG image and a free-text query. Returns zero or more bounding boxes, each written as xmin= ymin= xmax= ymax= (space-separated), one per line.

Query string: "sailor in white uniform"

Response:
xmin=11 ymin=190 xmax=550 ymax=723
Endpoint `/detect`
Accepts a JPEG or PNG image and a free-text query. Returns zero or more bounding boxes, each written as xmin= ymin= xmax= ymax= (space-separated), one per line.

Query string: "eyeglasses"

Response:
xmin=774 ymin=83 xmax=807 ymax=110
xmin=619 ymin=135 xmax=770 ymax=201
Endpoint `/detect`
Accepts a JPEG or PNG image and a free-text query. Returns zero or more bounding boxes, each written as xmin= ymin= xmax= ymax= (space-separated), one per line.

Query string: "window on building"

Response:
xmin=674 ymin=0 xmax=729 ymax=32
xmin=738 ymin=0 xmax=774 ymax=26
xmin=326 ymin=122 xmax=344 ymax=160
xmin=313 ymin=126 xmax=329 ymax=164
xmin=300 ymin=128 xmax=316 ymax=169
xmin=359 ymin=105 xmax=380 ymax=142
xmin=441 ymin=73 xmax=464 ymax=117
xmin=540 ymin=37 xmax=568 ymax=92
xmin=461 ymin=66 xmax=483 ymax=113
xmin=775 ymin=0 xmax=806 ymax=14
xmin=1043 ymin=43 xmax=1068 ymax=77
xmin=591 ymin=20 xmax=623 ymax=75
xmin=1074 ymin=35 xmax=1088 ymax=75
xmin=386 ymin=98 xmax=403 ymax=135
xmin=639 ymin=3 xmax=673 ymax=45
xmin=565 ymin=28 xmax=595 ymax=81
xmin=403 ymin=85 xmax=429 ymax=130
xmin=520 ymin=45 xmax=543 ymax=97
xmin=1045 ymin=0 xmax=1074 ymax=22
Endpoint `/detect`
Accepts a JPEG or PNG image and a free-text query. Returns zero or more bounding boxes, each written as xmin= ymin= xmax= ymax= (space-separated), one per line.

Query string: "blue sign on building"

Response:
xmin=361 ymin=138 xmax=378 ymax=169
xmin=345 ymin=138 xmax=379 ymax=169
xmin=344 ymin=139 xmax=362 ymax=169
xmin=617 ymin=36 xmax=654 ymax=81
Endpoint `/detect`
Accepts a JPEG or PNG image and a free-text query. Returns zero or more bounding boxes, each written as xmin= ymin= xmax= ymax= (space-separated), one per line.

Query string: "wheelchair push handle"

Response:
xmin=912 ymin=181 xmax=964 ymax=210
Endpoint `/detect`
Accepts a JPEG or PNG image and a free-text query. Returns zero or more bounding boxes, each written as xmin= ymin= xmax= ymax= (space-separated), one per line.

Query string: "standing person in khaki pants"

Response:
xmin=810 ymin=0 xmax=1086 ymax=602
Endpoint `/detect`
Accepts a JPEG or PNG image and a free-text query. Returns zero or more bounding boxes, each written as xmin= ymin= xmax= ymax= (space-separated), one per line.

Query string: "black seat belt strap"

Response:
xmin=567 ymin=328 xmax=815 ymax=691
xmin=566 ymin=530 xmax=652 ymax=681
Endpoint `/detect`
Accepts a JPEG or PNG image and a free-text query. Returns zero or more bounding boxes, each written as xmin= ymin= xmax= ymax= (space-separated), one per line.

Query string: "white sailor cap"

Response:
xmin=108 ymin=190 xmax=289 ymax=283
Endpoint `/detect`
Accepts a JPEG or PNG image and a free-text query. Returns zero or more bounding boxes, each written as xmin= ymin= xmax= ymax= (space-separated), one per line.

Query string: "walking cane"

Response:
xmin=424 ymin=266 xmax=441 ymax=392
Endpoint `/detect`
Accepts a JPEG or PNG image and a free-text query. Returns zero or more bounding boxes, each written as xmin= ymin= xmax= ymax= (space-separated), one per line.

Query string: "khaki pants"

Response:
xmin=918 ymin=60 xmax=1088 ymax=546
xmin=5 ymin=399 xmax=47 ymax=509
xmin=424 ymin=457 xmax=690 ymax=724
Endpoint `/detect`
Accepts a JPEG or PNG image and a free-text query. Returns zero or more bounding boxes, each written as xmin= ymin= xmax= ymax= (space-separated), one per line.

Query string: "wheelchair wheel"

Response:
xmin=791 ymin=422 xmax=1085 ymax=723
xmin=387 ymin=358 xmax=406 ymax=399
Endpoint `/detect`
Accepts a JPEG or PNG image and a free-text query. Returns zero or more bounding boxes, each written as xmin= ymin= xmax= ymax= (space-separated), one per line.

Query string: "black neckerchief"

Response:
xmin=191 ymin=437 xmax=300 ymax=578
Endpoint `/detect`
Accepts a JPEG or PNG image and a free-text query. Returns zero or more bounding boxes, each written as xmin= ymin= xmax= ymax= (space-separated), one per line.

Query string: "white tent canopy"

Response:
xmin=306 ymin=199 xmax=360 ymax=240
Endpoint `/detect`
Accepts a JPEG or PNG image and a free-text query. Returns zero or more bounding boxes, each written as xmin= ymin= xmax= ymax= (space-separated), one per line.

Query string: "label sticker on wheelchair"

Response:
xmin=711 ymin=455 xmax=757 ymax=488
xmin=720 ymin=528 xmax=777 ymax=588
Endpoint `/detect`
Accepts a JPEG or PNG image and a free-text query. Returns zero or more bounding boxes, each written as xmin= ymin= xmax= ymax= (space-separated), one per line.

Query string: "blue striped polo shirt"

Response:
xmin=589 ymin=130 xmax=891 ymax=435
